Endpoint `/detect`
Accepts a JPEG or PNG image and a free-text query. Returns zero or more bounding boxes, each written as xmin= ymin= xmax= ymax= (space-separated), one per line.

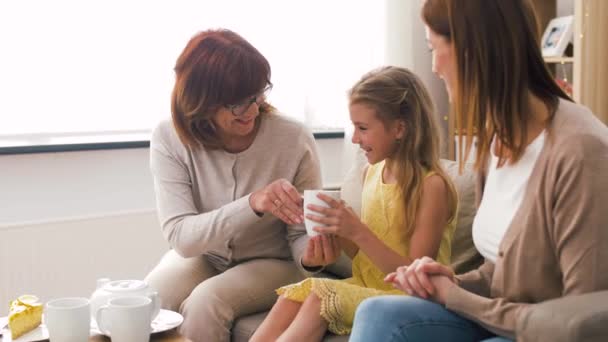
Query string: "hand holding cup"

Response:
xmin=305 ymin=190 xmax=366 ymax=239
xmin=249 ymin=179 xmax=304 ymax=225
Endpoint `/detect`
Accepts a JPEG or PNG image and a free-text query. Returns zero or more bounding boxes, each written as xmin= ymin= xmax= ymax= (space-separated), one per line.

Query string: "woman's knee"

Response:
xmin=179 ymin=291 xmax=233 ymax=341
xmin=145 ymin=268 xmax=189 ymax=311
xmin=144 ymin=251 xmax=216 ymax=311
xmin=357 ymin=296 xmax=407 ymax=320
xmin=355 ymin=296 xmax=436 ymax=326
xmin=353 ymin=296 xmax=481 ymax=342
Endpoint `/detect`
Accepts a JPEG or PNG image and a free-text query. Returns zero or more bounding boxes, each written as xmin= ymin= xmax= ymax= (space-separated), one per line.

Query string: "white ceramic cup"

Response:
xmin=95 ymin=296 xmax=154 ymax=342
xmin=45 ymin=297 xmax=91 ymax=342
xmin=303 ymin=190 xmax=341 ymax=236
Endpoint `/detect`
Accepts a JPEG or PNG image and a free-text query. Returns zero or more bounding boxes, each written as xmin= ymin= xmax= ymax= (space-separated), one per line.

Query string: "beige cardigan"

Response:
xmin=446 ymin=99 xmax=608 ymax=339
xmin=150 ymin=114 xmax=322 ymax=275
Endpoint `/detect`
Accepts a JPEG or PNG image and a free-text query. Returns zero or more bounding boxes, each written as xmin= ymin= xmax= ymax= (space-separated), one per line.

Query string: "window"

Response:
xmin=0 ymin=1 xmax=385 ymax=139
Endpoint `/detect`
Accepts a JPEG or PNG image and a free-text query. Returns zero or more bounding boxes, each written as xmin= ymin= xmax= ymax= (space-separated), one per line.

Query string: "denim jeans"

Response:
xmin=350 ymin=296 xmax=513 ymax=342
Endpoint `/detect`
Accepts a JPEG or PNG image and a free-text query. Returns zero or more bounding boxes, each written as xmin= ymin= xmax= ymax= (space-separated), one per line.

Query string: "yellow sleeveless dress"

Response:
xmin=277 ymin=161 xmax=457 ymax=335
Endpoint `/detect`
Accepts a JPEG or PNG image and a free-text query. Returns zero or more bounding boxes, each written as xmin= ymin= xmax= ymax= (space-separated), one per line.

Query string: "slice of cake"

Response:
xmin=8 ymin=295 xmax=43 ymax=339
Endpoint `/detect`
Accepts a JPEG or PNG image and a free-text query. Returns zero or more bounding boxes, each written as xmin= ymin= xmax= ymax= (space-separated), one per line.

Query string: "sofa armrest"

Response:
xmin=516 ymin=290 xmax=608 ymax=342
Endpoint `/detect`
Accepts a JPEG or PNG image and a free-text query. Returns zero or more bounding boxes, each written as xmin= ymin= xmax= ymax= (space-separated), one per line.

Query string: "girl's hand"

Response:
xmin=301 ymin=234 xmax=341 ymax=267
xmin=384 ymin=256 xmax=456 ymax=300
xmin=306 ymin=193 xmax=366 ymax=239
xmin=249 ymin=179 xmax=303 ymax=225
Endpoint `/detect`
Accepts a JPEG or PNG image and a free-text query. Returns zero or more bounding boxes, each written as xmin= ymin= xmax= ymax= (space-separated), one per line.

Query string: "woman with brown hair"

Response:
xmin=143 ymin=29 xmax=340 ymax=341
xmin=350 ymin=1 xmax=608 ymax=341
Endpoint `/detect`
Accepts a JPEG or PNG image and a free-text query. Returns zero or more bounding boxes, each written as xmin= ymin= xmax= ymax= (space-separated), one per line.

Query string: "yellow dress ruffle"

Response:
xmin=277 ymin=161 xmax=457 ymax=335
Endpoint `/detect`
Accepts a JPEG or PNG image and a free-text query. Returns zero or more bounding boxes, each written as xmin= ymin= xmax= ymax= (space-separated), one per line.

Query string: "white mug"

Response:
xmin=45 ymin=297 xmax=91 ymax=342
xmin=303 ymin=190 xmax=341 ymax=236
xmin=95 ymin=296 xmax=154 ymax=342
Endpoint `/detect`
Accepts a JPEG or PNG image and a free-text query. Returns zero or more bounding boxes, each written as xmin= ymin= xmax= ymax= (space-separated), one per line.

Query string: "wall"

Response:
xmin=557 ymin=0 xmax=574 ymax=16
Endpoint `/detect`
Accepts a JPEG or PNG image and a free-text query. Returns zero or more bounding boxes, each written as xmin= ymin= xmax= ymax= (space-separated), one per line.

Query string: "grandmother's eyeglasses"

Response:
xmin=226 ymin=86 xmax=272 ymax=116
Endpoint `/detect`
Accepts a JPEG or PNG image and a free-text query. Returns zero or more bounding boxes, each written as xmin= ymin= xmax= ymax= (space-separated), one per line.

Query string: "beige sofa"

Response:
xmin=231 ymin=158 xmax=483 ymax=342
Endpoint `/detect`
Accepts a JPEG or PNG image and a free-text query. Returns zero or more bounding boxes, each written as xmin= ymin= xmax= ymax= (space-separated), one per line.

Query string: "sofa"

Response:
xmin=231 ymin=156 xmax=608 ymax=341
xmin=231 ymin=157 xmax=483 ymax=342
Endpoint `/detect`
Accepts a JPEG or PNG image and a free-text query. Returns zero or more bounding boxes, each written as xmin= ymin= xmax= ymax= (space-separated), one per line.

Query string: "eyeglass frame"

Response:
xmin=225 ymin=85 xmax=272 ymax=116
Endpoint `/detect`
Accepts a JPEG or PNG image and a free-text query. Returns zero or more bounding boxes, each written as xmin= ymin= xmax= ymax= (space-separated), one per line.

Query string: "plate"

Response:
xmin=1 ymin=324 xmax=49 ymax=342
xmin=90 ymin=309 xmax=184 ymax=335
xmin=0 ymin=309 xmax=182 ymax=340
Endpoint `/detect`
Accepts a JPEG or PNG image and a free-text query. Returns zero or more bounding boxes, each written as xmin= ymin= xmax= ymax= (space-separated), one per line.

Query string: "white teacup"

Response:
xmin=303 ymin=190 xmax=341 ymax=236
xmin=95 ymin=296 xmax=154 ymax=342
xmin=45 ymin=297 xmax=91 ymax=342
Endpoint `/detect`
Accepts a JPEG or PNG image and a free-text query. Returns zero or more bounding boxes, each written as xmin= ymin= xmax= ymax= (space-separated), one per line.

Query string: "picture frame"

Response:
xmin=541 ymin=15 xmax=574 ymax=57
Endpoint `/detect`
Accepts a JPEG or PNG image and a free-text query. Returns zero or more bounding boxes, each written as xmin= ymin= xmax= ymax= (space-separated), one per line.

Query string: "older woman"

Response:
xmin=350 ymin=1 xmax=608 ymax=341
xmin=144 ymin=29 xmax=340 ymax=341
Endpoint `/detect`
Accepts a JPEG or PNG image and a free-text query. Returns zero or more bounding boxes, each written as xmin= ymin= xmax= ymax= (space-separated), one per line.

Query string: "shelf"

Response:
xmin=543 ymin=56 xmax=574 ymax=64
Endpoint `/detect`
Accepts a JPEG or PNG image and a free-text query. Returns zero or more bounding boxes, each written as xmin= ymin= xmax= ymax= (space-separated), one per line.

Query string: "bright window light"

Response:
xmin=0 ymin=0 xmax=385 ymax=137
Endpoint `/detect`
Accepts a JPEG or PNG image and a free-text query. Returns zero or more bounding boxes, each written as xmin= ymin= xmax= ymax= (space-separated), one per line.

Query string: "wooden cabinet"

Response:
xmin=532 ymin=0 xmax=607 ymax=119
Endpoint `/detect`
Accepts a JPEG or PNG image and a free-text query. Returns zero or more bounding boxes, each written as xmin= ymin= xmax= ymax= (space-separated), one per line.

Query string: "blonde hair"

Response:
xmin=349 ymin=66 xmax=457 ymax=237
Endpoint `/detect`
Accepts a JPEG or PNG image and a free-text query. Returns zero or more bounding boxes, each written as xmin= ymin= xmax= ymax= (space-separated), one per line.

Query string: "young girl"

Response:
xmin=250 ymin=66 xmax=459 ymax=341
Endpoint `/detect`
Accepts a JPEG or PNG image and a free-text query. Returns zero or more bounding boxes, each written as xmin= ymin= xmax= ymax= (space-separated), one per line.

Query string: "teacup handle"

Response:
xmin=95 ymin=304 xmax=111 ymax=335
xmin=148 ymin=291 xmax=161 ymax=321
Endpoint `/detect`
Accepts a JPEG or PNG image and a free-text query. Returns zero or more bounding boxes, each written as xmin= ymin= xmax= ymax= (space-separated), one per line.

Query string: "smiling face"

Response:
xmin=350 ymin=102 xmax=404 ymax=164
xmin=211 ymin=96 xmax=260 ymax=143
xmin=425 ymin=26 xmax=456 ymax=101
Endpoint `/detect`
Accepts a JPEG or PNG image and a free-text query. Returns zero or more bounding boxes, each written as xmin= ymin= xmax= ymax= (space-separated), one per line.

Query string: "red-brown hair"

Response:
xmin=422 ymin=0 xmax=570 ymax=169
xmin=171 ymin=29 xmax=274 ymax=149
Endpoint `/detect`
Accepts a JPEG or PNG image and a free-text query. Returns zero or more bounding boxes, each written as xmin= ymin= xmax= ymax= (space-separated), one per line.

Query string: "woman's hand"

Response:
xmin=249 ymin=179 xmax=303 ymax=225
xmin=301 ymin=234 xmax=341 ymax=268
xmin=427 ymin=275 xmax=455 ymax=305
xmin=306 ymin=193 xmax=367 ymax=240
xmin=384 ymin=256 xmax=456 ymax=302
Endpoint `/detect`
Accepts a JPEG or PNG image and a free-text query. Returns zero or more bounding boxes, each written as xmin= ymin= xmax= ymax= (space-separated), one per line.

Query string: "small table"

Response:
xmin=0 ymin=327 xmax=191 ymax=342
xmin=90 ymin=328 xmax=191 ymax=342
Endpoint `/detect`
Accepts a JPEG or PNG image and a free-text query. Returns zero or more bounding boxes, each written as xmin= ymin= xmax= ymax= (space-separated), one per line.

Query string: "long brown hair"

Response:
xmin=349 ymin=66 xmax=458 ymax=237
xmin=422 ymin=0 xmax=571 ymax=168
xmin=171 ymin=29 xmax=274 ymax=149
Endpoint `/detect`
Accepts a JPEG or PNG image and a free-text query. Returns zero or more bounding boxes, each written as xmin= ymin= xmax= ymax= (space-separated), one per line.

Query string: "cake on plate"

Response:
xmin=8 ymin=295 xmax=43 ymax=339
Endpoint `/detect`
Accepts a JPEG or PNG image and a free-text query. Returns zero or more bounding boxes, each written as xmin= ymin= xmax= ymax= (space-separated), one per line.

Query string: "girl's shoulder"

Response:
xmin=422 ymin=172 xmax=448 ymax=195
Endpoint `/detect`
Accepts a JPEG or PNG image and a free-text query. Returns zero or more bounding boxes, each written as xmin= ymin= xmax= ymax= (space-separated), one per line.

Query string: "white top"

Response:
xmin=473 ymin=131 xmax=546 ymax=262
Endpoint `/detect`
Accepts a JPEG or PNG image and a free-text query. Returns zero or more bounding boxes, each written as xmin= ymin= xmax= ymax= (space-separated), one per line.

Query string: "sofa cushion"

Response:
xmin=440 ymin=159 xmax=483 ymax=274
xmin=338 ymin=147 xmax=368 ymax=217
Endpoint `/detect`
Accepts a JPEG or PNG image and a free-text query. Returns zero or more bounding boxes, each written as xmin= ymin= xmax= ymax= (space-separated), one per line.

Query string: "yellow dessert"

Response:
xmin=8 ymin=295 xmax=43 ymax=339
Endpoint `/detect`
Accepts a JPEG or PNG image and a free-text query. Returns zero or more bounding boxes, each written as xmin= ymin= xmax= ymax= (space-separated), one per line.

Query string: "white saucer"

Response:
xmin=0 ymin=309 xmax=182 ymax=341
xmin=1 ymin=323 xmax=49 ymax=342
xmin=90 ymin=309 xmax=184 ymax=335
